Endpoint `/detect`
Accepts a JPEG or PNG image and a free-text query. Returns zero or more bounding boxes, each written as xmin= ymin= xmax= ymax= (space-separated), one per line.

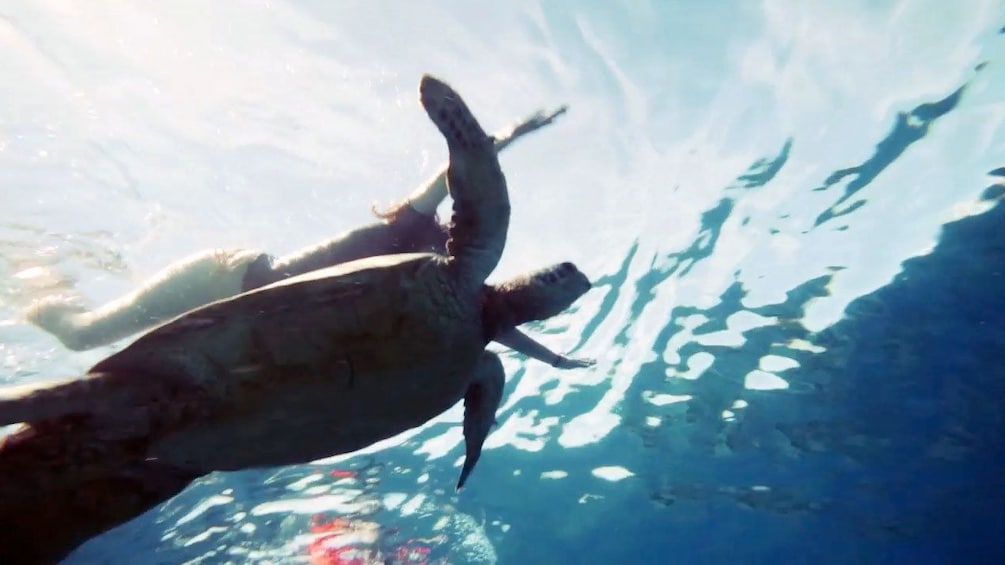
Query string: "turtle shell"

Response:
xmin=86 ymin=252 xmax=485 ymax=472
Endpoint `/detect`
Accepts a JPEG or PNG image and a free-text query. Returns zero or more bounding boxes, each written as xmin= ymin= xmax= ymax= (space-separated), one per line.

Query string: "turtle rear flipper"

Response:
xmin=0 ymin=373 xmax=123 ymax=426
xmin=0 ymin=422 xmax=197 ymax=564
xmin=457 ymin=352 xmax=505 ymax=491
xmin=419 ymin=74 xmax=510 ymax=290
xmin=0 ymin=369 xmax=191 ymax=430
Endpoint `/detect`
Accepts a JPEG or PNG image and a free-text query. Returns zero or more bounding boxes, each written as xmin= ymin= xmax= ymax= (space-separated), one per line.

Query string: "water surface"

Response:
xmin=1 ymin=1 xmax=1003 ymax=563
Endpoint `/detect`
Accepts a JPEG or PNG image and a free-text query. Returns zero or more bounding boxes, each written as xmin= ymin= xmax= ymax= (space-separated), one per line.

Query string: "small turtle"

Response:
xmin=0 ymin=75 xmax=591 ymax=498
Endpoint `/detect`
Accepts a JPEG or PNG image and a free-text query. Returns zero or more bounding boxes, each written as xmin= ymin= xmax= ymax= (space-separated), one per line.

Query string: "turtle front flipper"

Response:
xmin=419 ymin=75 xmax=510 ymax=290
xmin=457 ymin=351 xmax=505 ymax=491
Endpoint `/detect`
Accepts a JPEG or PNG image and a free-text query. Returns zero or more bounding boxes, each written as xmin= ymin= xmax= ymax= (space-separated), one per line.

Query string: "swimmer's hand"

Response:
xmin=511 ymin=106 xmax=568 ymax=137
xmin=494 ymin=105 xmax=569 ymax=151
xmin=551 ymin=355 xmax=596 ymax=370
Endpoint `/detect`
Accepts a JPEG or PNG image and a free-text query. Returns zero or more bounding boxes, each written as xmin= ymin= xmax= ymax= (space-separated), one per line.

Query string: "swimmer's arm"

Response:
xmin=491 ymin=105 xmax=568 ymax=153
xmin=493 ymin=327 xmax=595 ymax=370
xmin=406 ymin=106 xmax=570 ymax=216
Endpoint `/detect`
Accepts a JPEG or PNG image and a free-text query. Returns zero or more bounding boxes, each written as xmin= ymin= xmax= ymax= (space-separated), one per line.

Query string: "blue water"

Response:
xmin=1 ymin=2 xmax=1004 ymax=563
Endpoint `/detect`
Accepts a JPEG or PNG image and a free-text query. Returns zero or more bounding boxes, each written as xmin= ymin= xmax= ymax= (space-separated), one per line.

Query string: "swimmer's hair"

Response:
xmin=371 ymin=199 xmax=441 ymax=224
xmin=371 ymin=199 xmax=413 ymax=222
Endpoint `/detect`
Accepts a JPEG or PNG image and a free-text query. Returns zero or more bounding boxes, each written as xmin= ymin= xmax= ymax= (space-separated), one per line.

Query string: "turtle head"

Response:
xmin=486 ymin=262 xmax=591 ymax=331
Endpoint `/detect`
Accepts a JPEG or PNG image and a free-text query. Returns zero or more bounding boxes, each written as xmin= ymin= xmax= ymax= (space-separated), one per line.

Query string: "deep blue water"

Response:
xmin=74 ymin=98 xmax=1005 ymax=565
xmin=1 ymin=2 xmax=1004 ymax=564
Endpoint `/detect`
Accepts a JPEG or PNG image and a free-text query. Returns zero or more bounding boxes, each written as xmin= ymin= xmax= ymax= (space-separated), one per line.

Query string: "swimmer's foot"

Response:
xmin=25 ymin=297 xmax=90 ymax=351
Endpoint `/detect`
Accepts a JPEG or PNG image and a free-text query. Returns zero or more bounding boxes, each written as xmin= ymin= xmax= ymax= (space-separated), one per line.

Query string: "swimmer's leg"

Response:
xmin=24 ymin=248 xmax=262 ymax=351
xmin=398 ymin=105 xmax=569 ymax=216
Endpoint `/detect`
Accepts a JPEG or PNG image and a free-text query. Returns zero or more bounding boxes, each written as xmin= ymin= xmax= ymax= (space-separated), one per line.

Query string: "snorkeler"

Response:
xmin=25 ymin=105 xmax=592 ymax=369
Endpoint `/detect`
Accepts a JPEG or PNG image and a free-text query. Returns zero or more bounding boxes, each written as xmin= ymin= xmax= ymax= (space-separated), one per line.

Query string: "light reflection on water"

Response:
xmin=0 ymin=1 xmax=1002 ymax=563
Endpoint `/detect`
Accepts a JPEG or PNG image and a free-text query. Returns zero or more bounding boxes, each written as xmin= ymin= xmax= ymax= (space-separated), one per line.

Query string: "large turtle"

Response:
xmin=0 ymin=74 xmax=590 ymax=563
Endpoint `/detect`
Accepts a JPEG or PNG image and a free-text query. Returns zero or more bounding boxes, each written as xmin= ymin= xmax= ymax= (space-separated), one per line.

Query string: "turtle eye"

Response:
xmin=544 ymin=272 xmax=558 ymax=283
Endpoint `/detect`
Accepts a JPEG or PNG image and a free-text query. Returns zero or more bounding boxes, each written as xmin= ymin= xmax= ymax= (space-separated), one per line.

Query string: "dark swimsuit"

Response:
xmin=242 ymin=206 xmax=448 ymax=291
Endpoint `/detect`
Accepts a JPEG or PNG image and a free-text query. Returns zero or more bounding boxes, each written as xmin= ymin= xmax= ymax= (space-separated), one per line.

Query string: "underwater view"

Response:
xmin=1 ymin=1 xmax=1004 ymax=563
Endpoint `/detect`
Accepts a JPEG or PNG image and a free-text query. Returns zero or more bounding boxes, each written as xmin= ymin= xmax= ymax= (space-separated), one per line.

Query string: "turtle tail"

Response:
xmin=419 ymin=74 xmax=511 ymax=289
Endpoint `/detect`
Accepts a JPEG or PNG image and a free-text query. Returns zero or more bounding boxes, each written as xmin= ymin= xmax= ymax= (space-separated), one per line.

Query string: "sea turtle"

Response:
xmin=0 ymin=75 xmax=590 ymax=507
